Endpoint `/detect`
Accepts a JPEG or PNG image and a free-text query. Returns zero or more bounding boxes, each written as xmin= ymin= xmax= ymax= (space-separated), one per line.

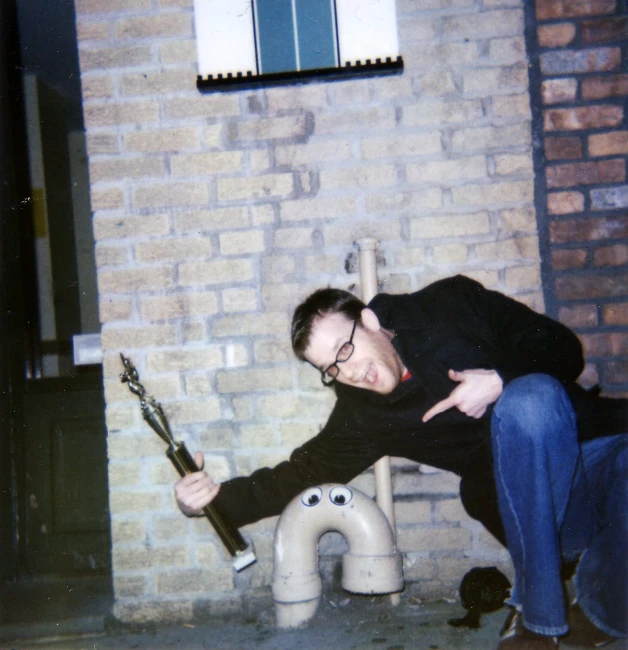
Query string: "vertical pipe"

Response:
xmin=354 ymin=237 xmax=401 ymax=605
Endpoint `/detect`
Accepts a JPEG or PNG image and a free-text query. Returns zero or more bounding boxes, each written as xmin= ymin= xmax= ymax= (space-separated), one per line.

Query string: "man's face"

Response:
xmin=304 ymin=310 xmax=405 ymax=395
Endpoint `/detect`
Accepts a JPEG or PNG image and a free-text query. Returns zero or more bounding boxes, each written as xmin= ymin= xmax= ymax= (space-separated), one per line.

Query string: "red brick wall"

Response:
xmin=528 ymin=0 xmax=628 ymax=395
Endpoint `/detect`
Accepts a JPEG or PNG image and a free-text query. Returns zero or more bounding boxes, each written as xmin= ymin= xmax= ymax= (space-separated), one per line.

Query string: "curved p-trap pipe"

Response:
xmin=272 ymin=484 xmax=404 ymax=628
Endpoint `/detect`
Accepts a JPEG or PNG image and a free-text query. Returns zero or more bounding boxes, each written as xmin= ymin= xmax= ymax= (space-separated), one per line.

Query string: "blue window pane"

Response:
xmin=295 ymin=0 xmax=337 ymax=71
xmin=256 ymin=0 xmax=297 ymax=74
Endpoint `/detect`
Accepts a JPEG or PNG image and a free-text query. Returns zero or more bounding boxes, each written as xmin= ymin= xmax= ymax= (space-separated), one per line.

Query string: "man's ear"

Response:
xmin=360 ymin=308 xmax=381 ymax=332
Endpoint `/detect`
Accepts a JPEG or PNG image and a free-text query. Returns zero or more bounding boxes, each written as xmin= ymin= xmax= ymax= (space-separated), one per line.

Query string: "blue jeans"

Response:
xmin=491 ymin=374 xmax=628 ymax=638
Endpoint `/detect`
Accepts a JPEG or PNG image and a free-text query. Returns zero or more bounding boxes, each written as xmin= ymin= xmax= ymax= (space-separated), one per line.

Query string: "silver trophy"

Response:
xmin=119 ymin=353 xmax=256 ymax=571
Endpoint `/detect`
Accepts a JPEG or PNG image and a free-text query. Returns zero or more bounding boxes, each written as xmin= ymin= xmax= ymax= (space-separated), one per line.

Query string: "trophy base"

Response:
xmin=233 ymin=545 xmax=257 ymax=572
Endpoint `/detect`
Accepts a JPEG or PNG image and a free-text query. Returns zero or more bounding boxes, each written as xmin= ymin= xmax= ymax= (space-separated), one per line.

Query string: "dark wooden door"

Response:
xmin=21 ymin=372 xmax=111 ymax=575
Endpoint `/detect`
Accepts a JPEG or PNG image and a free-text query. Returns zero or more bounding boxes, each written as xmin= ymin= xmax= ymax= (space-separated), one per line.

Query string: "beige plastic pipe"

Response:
xmin=355 ymin=237 xmax=400 ymax=606
xmin=272 ymin=484 xmax=403 ymax=628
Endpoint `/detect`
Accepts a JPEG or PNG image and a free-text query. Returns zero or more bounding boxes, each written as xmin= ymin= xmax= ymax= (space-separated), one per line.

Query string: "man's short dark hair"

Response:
xmin=291 ymin=288 xmax=366 ymax=360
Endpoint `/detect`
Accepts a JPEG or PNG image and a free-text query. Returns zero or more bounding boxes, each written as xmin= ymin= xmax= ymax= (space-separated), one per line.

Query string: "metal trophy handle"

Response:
xmin=119 ymin=354 xmax=256 ymax=571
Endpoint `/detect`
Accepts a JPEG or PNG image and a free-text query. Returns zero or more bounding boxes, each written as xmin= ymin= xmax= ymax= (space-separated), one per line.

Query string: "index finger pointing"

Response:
xmin=422 ymin=396 xmax=456 ymax=423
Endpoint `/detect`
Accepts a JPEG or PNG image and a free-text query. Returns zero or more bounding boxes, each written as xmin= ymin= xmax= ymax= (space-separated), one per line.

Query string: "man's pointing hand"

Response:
xmin=422 ymin=369 xmax=503 ymax=422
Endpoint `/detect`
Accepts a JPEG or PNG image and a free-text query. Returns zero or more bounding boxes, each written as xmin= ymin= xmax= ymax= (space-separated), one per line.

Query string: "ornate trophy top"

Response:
xmin=119 ymin=353 xmax=174 ymax=447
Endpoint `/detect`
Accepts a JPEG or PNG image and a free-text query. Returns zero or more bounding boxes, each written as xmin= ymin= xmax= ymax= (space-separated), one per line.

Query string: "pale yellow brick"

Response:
xmin=262 ymin=255 xmax=295 ymax=282
xmin=323 ymin=219 xmax=402 ymax=246
xmin=196 ymin=542 xmax=219 ymax=566
xmin=76 ymin=0 xmax=146 ymax=13
xmin=489 ymin=36 xmax=526 ymax=63
xmin=407 ymin=156 xmax=487 ymax=185
xmin=500 ymin=206 xmax=537 ymax=232
xmin=492 ymin=93 xmax=531 ymax=119
xmin=158 ymin=0 xmax=193 ymax=6
xmin=328 ymin=80 xmax=370 ymax=105
xmin=273 ymin=227 xmax=313 ymax=249
xmin=250 ymin=149 xmax=271 ymax=172
xmin=505 ymin=265 xmax=541 ymax=291
xmin=96 ymin=244 xmax=128 ymax=267
xmin=94 ymin=214 xmax=170 ymax=241
xmin=217 ymin=174 xmax=294 ymax=201
xmin=100 ymin=298 xmax=133 ymax=322
xmin=305 ymin=253 xmax=343 ymax=275
xmin=372 ymin=75 xmax=414 ymax=100
xmin=433 ymin=243 xmax=469 ymax=264
xmin=159 ymin=40 xmax=197 ymax=63
xmin=417 ymin=71 xmax=457 ymax=97
xmin=232 ymin=397 xmax=253 ymax=420
xmin=410 ymin=212 xmax=491 ymax=239
xmin=184 ymin=322 xmax=205 ymax=343
xmin=464 ymin=269 xmax=500 ymax=289
xmin=361 ymin=133 xmax=442 ymax=160
xmin=171 ymin=151 xmax=243 ymax=177
xmin=452 ymin=123 xmax=531 ymax=152
xmin=152 ymin=516 xmax=188 ymax=540
xmin=81 ymin=74 xmax=114 ymax=99
xmin=381 ymin=274 xmax=412 ymax=294
xmin=239 ymin=424 xmax=276 ymax=447
xmin=475 ymin=237 xmax=539 ymax=262
xmin=113 ymin=601 xmax=193 ymax=625
xmin=185 ymin=374 xmax=211 ymax=397
xmin=219 ymin=230 xmax=265 ymax=255
xmin=147 ymin=348 xmax=223 ymax=372
xmin=115 ymin=14 xmax=192 ymax=39
xmin=279 ymin=421 xmax=321 ymax=446
xmin=87 ymin=134 xmax=119 ymax=155
xmin=266 ymin=85 xmax=328 ymax=112
xmin=434 ymin=499 xmax=469 ymax=523
xmin=111 ymin=520 xmax=145 ymax=543
xmin=257 ymin=393 xmax=334 ymax=419
xmin=179 ymin=259 xmax=253 ymax=286
xmin=107 ymin=434 xmax=165 ymax=458
xmin=262 ymin=283 xmax=316 ymax=310
xmin=404 ymin=42 xmax=478 ymax=68
xmin=443 ymin=9 xmax=523 ymax=39
xmin=398 ymin=14 xmax=439 ymax=41
xmin=320 ymin=165 xmax=398 ymax=190
xmin=105 ymin=374 xmax=181 ymax=404
xmin=98 ymin=267 xmax=174 ymax=293
xmin=397 ymin=527 xmax=472 ymax=552
xmin=462 ymin=63 xmax=528 ymax=96
xmin=251 ymin=204 xmax=275 ymax=225
xmin=451 ymin=181 xmax=533 ymax=206
xmin=494 ymin=153 xmax=533 ymax=175
xmin=165 ymin=96 xmax=240 ymax=120
xmin=76 ymin=21 xmax=110 ymax=41
xmin=133 ymin=182 xmax=209 ymax=209
xmin=84 ymin=101 xmax=159 ymax=128
xmin=212 ymin=312 xmax=289 ymax=337
xmin=140 ymin=292 xmax=218 ymax=320
xmin=90 ymin=158 xmax=164 ymax=183
xmin=275 ymin=139 xmax=353 ymax=167
xmin=125 ymin=128 xmax=199 ymax=153
xmin=203 ymin=125 xmax=223 ymax=148
xmin=395 ymin=247 xmax=426 ymax=267
xmin=402 ymin=100 xmax=483 ymax=127
xmin=135 ymin=237 xmax=212 ymax=263
xmin=112 ymin=546 xmax=188 ymax=571
xmin=109 ymin=462 xmax=142 ymax=487
xmin=168 ymin=398 xmax=221 ymax=425
xmin=315 ymin=107 xmax=396 ymax=135
xmin=253 ymin=340 xmax=292 ymax=363
xmin=225 ymin=343 xmax=248 ymax=368
xmin=235 ymin=115 xmax=309 ymax=141
xmin=393 ymin=501 xmax=432 ymax=525
xmin=174 ymin=207 xmax=249 ymax=233
xmin=280 ymin=196 xmax=357 ymax=222
xmin=79 ymin=45 xmax=151 ymax=70
xmin=157 ymin=568 xmax=233 ymax=594
xmin=102 ymin=325 xmax=176 ymax=349
xmin=217 ymin=368 xmax=292 ymax=393
xmin=366 ymin=189 xmax=442 ymax=215
xmin=114 ymin=576 xmax=147 ymax=599
xmin=222 ymin=288 xmax=257 ymax=312
xmin=109 ymin=491 xmax=162 ymax=514
xmin=91 ymin=188 xmax=124 ymax=211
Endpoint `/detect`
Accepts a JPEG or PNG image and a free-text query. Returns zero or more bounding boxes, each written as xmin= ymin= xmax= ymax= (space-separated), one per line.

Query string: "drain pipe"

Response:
xmin=355 ymin=237 xmax=400 ymax=606
xmin=272 ymin=484 xmax=404 ymax=628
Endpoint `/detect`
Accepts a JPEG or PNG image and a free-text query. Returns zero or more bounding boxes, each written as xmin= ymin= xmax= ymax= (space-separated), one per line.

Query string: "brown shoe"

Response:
xmin=497 ymin=609 xmax=559 ymax=649
xmin=563 ymin=603 xmax=618 ymax=648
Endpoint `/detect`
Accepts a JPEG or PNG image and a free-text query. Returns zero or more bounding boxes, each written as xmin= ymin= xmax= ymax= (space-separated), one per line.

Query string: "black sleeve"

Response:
xmin=212 ymin=402 xmax=381 ymax=527
xmin=453 ymin=275 xmax=584 ymax=385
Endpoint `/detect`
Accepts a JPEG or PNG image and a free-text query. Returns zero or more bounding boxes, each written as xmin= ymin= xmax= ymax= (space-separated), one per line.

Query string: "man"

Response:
xmin=175 ymin=275 xmax=627 ymax=650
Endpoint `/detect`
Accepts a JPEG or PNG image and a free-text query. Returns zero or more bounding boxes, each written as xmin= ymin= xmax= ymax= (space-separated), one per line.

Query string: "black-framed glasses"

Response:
xmin=318 ymin=319 xmax=358 ymax=386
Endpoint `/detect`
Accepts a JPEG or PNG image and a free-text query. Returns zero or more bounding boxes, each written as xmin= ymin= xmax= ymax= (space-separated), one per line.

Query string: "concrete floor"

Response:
xmin=2 ymin=590 xmax=627 ymax=650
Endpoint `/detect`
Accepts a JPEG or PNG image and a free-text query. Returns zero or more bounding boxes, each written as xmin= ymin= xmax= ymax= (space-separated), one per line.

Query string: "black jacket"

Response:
xmin=215 ymin=276 xmax=627 ymax=529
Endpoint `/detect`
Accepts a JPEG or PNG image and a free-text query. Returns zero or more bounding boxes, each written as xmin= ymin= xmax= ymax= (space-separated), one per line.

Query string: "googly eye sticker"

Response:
xmin=301 ymin=486 xmax=323 ymax=507
xmin=329 ymin=486 xmax=353 ymax=506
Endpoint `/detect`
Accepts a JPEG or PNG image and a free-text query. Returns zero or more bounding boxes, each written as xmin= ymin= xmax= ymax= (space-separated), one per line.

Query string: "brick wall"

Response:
xmin=75 ymin=0 xmax=539 ymax=624
xmin=527 ymin=0 xmax=628 ymax=395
